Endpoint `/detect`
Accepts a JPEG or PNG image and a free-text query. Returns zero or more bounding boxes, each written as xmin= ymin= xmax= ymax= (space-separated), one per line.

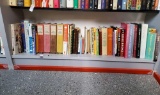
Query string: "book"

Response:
xmin=44 ymin=24 xmax=51 ymax=53
xmin=44 ymin=0 xmax=49 ymax=7
xmin=102 ymin=27 xmax=107 ymax=55
xmin=146 ymin=0 xmax=152 ymax=10
xmin=67 ymin=0 xmax=74 ymax=8
xmin=94 ymin=0 xmax=98 ymax=9
xmin=20 ymin=22 xmax=26 ymax=52
xmin=154 ymin=33 xmax=160 ymax=61
xmin=89 ymin=0 xmax=94 ymax=9
xmin=101 ymin=0 xmax=106 ymax=9
xmin=141 ymin=0 xmax=147 ymax=10
xmin=28 ymin=23 xmax=33 ymax=53
xmin=131 ymin=0 xmax=136 ymax=10
xmin=99 ymin=28 xmax=102 ymax=55
xmin=9 ymin=0 xmax=17 ymax=6
xmin=151 ymin=0 xmax=156 ymax=10
xmin=69 ymin=24 xmax=75 ymax=54
xmin=112 ymin=27 xmax=117 ymax=56
xmin=107 ymin=28 xmax=113 ymax=55
xmin=35 ymin=0 xmax=42 ymax=7
xmin=136 ymin=0 xmax=141 ymax=10
xmin=74 ymin=0 xmax=79 ymax=9
xmin=98 ymin=0 xmax=102 ymax=9
xmin=93 ymin=28 xmax=97 ymax=55
xmin=57 ymin=24 xmax=63 ymax=54
xmin=96 ymin=29 xmax=99 ymax=55
xmin=54 ymin=0 xmax=60 ymax=8
xmin=78 ymin=0 xmax=81 ymax=9
xmin=60 ymin=0 xmax=67 ymax=8
xmin=113 ymin=0 xmax=118 ymax=10
xmin=128 ymin=24 xmax=134 ymax=58
xmin=87 ymin=29 xmax=90 ymax=54
xmin=154 ymin=0 xmax=159 ymax=10
xmin=81 ymin=0 xmax=85 ymax=9
xmin=91 ymin=28 xmax=94 ymax=54
xmin=63 ymin=24 xmax=68 ymax=55
xmin=72 ymin=29 xmax=79 ymax=54
xmin=106 ymin=0 xmax=109 ymax=9
xmin=126 ymin=0 xmax=132 ymax=10
xmin=85 ymin=0 xmax=89 ymax=9
xmin=120 ymin=29 xmax=125 ymax=57
xmin=82 ymin=37 xmax=85 ymax=54
xmin=145 ymin=28 xmax=156 ymax=60
xmin=117 ymin=0 xmax=122 ymax=10
xmin=32 ymin=24 xmax=37 ymax=55
xmin=50 ymin=24 xmax=57 ymax=53
xmin=78 ymin=32 xmax=82 ymax=54
xmin=133 ymin=24 xmax=138 ymax=57
xmin=49 ymin=0 xmax=54 ymax=8
xmin=37 ymin=24 xmax=44 ymax=53
xmin=109 ymin=0 xmax=113 ymax=9
xmin=24 ymin=0 xmax=31 ymax=7
xmin=17 ymin=0 xmax=24 ymax=6
xmin=117 ymin=28 xmax=121 ymax=56
xmin=136 ymin=24 xmax=142 ymax=58
xmin=24 ymin=20 xmax=30 ymax=53
xmin=140 ymin=24 xmax=148 ymax=58
xmin=122 ymin=0 xmax=127 ymax=10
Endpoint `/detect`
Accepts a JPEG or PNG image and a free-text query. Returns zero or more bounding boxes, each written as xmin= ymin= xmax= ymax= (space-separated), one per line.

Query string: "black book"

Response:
xmin=136 ymin=24 xmax=141 ymax=58
xmin=94 ymin=0 xmax=98 ymax=9
xmin=17 ymin=0 xmax=24 ymax=6
xmin=151 ymin=0 xmax=156 ymax=10
xmin=109 ymin=0 xmax=113 ymax=10
xmin=146 ymin=0 xmax=152 ymax=10
xmin=117 ymin=29 xmax=121 ymax=56
xmin=89 ymin=0 xmax=94 ymax=9
xmin=141 ymin=0 xmax=147 ymax=10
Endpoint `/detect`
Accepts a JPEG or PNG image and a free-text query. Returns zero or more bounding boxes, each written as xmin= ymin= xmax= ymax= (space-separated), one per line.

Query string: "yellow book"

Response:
xmin=9 ymin=0 xmax=17 ymax=6
xmin=57 ymin=24 xmax=64 ymax=54
xmin=24 ymin=0 xmax=31 ymax=7
xmin=93 ymin=28 xmax=97 ymax=55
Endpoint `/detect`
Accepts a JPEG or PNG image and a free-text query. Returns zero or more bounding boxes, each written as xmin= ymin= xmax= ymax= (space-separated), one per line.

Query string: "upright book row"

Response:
xmin=9 ymin=0 xmax=160 ymax=10
xmin=0 ymin=33 xmax=5 ymax=55
xmin=11 ymin=21 xmax=160 ymax=61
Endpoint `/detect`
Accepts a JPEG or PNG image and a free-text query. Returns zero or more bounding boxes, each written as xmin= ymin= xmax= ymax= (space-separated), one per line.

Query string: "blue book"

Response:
xmin=32 ymin=25 xmax=37 ymax=55
xmin=81 ymin=0 xmax=85 ymax=9
xmin=21 ymin=22 xmax=26 ymax=52
xmin=128 ymin=24 xmax=134 ymax=58
xmin=101 ymin=0 xmax=106 ymax=9
xmin=117 ymin=0 xmax=122 ymax=10
xmin=29 ymin=37 xmax=33 ymax=53
xmin=122 ymin=0 xmax=126 ymax=10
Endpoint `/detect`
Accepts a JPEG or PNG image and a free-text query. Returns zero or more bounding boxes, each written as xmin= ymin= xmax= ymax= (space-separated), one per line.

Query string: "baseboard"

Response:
xmin=0 ymin=64 xmax=8 ymax=69
xmin=153 ymin=72 xmax=160 ymax=85
xmin=14 ymin=65 xmax=153 ymax=74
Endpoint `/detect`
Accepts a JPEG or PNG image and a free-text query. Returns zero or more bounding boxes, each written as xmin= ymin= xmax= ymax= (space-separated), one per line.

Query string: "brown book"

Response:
xmin=116 ymin=28 xmax=121 ymax=56
xmin=107 ymin=28 xmax=113 ymax=55
xmin=37 ymin=24 xmax=44 ymax=53
xmin=154 ymin=34 xmax=160 ymax=61
xmin=99 ymin=28 xmax=102 ymax=55
xmin=50 ymin=24 xmax=57 ymax=53
xmin=120 ymin=29 xmax=125 ymax=57
xmin=72 ymin=29 xmax=79 ymax=54
xmin=87 ymin=29 xmax=90 ymax=54
xmin=133 ymin=24 xmax=138 ymax=57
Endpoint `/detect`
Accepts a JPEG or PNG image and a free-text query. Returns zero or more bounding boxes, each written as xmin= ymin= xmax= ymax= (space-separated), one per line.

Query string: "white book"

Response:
xmin=63 ymin=25 xmax=68 ymax=55
xmin=49 ymin=0 xmax=54 ymax=8
xmin=9 ymin=0 xmax=17 ymax=6
xmin=114 ymin=29 xmax=117 ymax=55
xmin=67 ymin=0 xmax=73 ymax=8
xmin=84 ymin=27 xmax=88 ymax=54
xmin=158 ymin=0 xmax=160 ymax=10
xmin=24 ymin=20 xmax=30 ymax=53
xmin=31 ymin=0 xmax=35 ymax=6
xmin=28 ymin=23 xmax=33 ymax=53
xmin=98 ymin=0 xmax=102 ymax=9
xmin=102 ymin=28 xmax=107 ymax=55
xmin=140 ymin=24 xmax=148 ymax=58
xmin=0 ymin=38 xmax=5 ymax=55
xmin=113 ymin=0 xmax=118 ymax=10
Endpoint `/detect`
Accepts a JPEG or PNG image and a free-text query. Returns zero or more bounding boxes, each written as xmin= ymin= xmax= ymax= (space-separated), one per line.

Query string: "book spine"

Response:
xmin=35 ymin=0 xmax=42 ymax=7
xmin=81 ymin=0 xmax=85 ymax=9
xmin=33 ymin=25 xmax=37 ymax=55
xmin=74 ymin=0 xmax=79 ymax=9
xmin=82 ymin=37 xmax=85 ymax=54
xmin=11 ymin=24 xmax=18 ymax=55
xmin=151 ymin=0 xmax=156 ymax=10
xmin=63 ymin=24 xmax=68 ymax=55
xmin=133 ymin=24 xmax=138 ymax=57
xmin=136 ymin=0 xmax=142 ymax=10
xmin=24 ymin=0 xmax=31 ymax=7
xmin=154 ymin=0 xmax=159 ymax=10
xmin=60 ymin=0 xmax=67 ymax=8
xmin=122 ymin=0 xmax=127 ymax=10
xmin=154 ymin=33 xmax=160 ymax=61
xmin=50 ymin=24 xmax=57 ymax=53
xmin=101 ymin=0 xmax=106 ymax=9
xmin=117 ymin=0 xmax=122 ymax=10
xmin=54 ymin=0 xmax=60 ymax=8
xmin=126 ymin=0 xmax=131 ymax=10
xmin=49 ymin=0 xmax=54 ymax=8
xmin=112 ymin=29 xmax=117 ymax=55
xmin=117 ymin=29 xmax=121 ymax=56
xmin=107 ymin=28 xmax=113 ymax=55
xmin=145 ymin=29 xmax=156 ymax=60
xmin=9 ymin=0 xmax=17 ymax=6
xmin=93 ymin=28 xmax=96 ymax=55
xmin=106 ymin=0 xmax=109 ymax=9
xmin=87 ymin=30 xmax=90 ymax=54
xmin=17 ymin=0 xmax=24 ymax=6
xmin=37 ymin=24 xmax=44 ymax=53
xmin=98 ymin=0 xmax=102 ymax=9
xmin=29 ymin=23 xmax=33 ymax=53
xmin=45 ymin=0 xmax=49 ymax=7
xmin=85 ymin=0 xmax=89 ymax=9
xmin=57 ymin=24 xmax=63 ymax=54
xmin=96 ymin=29 xmax=99 ymax=55
xmin=99 ymin=28 xmax=102 ymax=55
xmin=75 ymin=29 xmax=79 ymax=54
xmin=140 ymin=24 xmax=148 ymax=58
xmin=44 ymin=24 xmax=51 ymax=53
xmin=113 ymin=0 xmax=118 ymax=10
xmin=120 ymin=29 xmax=125 ymax=57
xmin=141 ymin=0 xmax=147 ymax=10
xmin=91 ymin=28 xmax=94 ymax=54
xmin=21 ymin=22 xmax=26 ymax=52
xmin=128 ymin=24 xmax=134 ymax=58
xmin=89 ymin=0 xmax=94 ymax=9
xmin=158 ymin=0 xmax=160 ymax=10
xmin=102 ymin=28 xmax=107 ymax=55
xmin=24 ymin=21 xmax=30 ymax=53
xmin=78 ymin=0 xmax=81 ymax=9
xmin=131 ymin=0 xmax=136 ymax=10
xmin=94 ymin=0 xmax=98 ymax=9
xmin=109 ymin=0 xmax=113 ymax=10
xmin=146 ymin=0 xmax=151 ymax=10
xmin=136 ymin=24 xmax=141 ymax=58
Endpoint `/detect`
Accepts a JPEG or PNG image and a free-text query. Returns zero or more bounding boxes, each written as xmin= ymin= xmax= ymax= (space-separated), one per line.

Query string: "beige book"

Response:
xmin=102 ymin=27 xmax=107 ymax=55
xmin=9 ymin=0 xmax=17 ymax=6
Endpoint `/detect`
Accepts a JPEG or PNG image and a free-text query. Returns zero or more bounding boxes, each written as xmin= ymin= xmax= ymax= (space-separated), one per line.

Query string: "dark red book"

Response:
xmin=120 ymin=29 xmax=125 ymax=57
xmin=133 ymin=24 xmax=138 ymax=57
xmin=85 ymin=0 xmax=89 ymax=9
xmin=37 ymin=24 xmax=44 ymax=53
xmin=99 ymin=28 xmax=102 ymax=55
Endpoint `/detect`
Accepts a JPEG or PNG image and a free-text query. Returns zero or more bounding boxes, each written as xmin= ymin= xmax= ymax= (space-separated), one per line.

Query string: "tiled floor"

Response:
xmin=0 ymin=70 xmax=160 ymax=95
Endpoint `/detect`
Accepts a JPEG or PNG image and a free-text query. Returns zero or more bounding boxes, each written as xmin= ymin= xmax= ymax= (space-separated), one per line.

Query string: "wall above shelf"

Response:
xmin=10 ymin=6 xmax=160 ymax=13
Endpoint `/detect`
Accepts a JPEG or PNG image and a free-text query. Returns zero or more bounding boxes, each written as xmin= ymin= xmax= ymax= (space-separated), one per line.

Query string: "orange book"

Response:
xmin=107 ymin=28 xmax=113 ymax=55
xmin=35 ymin=0 xmax=42 ymax=7
xmin=37 ymin=24 xmax=44 ymax=53
xmin=155 ymin=0 xmax=159 ymax=10
xmin=63 ymin=24 xmax=68 ymax=55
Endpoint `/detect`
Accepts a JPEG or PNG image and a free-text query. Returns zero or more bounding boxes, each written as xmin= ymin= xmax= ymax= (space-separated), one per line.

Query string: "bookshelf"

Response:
xmin=0 ymin=0 xmax=160 ymax=75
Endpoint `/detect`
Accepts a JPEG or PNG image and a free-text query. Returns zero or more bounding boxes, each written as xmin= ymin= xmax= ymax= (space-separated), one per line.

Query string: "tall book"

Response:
xmin=82 ymin=37 xmax=85 ymax=54
xmin=112 ymin=27 xmax=117 ymax=56
xmin=87 ymin=29 xmax=91 ymax=54
xmin=106 ymin=0 xmax=109 ymax=9
xmin=93 ymin=28 xmax=97 ymax=55
xmin=85 ymin=0 xmax=89 ymax=9
xmin=140 ymin=24 xmax=148 ymax=58
xmin=154 ymin=33 xmax=160 ymax=61
xmin=151 ymin=0 xmax=156 ymax=10
xmin=28 ymin=23 xmax=33 ymax=53
xmin=57 ymin=24 xmax=63 ymax=54
xmin=60 ymin=0 xmax=67 ymax=8
xmin=141 ymin=0 xmax=147 ymax=10
xmin=91 ymin=28 xmax=94 ymax=55
xmin=49 ymin=0 xmax=54 ymax=8
xmin=67 ymin=0 xmax=74 ymax=8
xmin=20 ymin=22 xmax=26 ymax=52
xmin=9 ymin=0 xmax=17 ymax=6
xmin=102 ymin=27 xmax=107 ymax=55
xmin=74 ymin=0 xmax=79 ymax=8
xmin=89 ymin=0 xmax=94 ymax=9
xmin=44 ymin=24 xmax=51 ymax=53
xmin=63 ymin=24 xmax=68 ymax=55
xmin=81 ymin=0 xmax=85 ymax=9
xmin=136 ymin=0 xmax=141 ymax=10
xmin=133 ymin=24 xmax=138 ymax=57
xmin=94 ymin=0 xmax=98 ymax=9
xmin=131 ymin=0 xmax=136 ymax=10
xmin=113 ymin=0 xmax=118 ymax=10
xmin=120 ymin=29 xmax=125 ymax=57
xmin=117 ymin=0 xmax=122 ymax=10
xmin=126 ymin=0 xmax=132 ymax=10
xmin=72 ymin=29 xmax=79 ymax=54
xmin=50 ymin=24 xmax=57 ymax=53
xmin=101 ymin=0 xmax=106 ymax=9
xmin=35 ymin=0 xmax=42 ymax=7
xmin=98 ymin=0 xmax=102 ymax=9
xmin=24 ymin=0 xmax=31 ymax=7
xmin=99 ymin=28 xmax=102 ymax=55
xmin=154 ymin=0 xmax=159 ymax=10
xmin=24 ymin=20 xmax=30 ymax=53
xmin=78 ymin=31 xmax=82 ymax=54
xmin=146 ymin=0 xmax=152 ymax=10
xmin=78 ymin=0 xmax=81 ymax=9
xmin=145 ymin=28 xmax=156 ymax=60
xmin=136 ymin=24 xmax=142 ymax=58
xmin=68 ymin=24 xmax=75 ymax=54
xmin=54 ymin=0 xmax=60 ymax=8
xmin=32 ymin=24 xmax=37 ymax=55
xmin=109 ymin=0 xmax=113 ymax=9
xmin=84 ymin=27 xmax=88 ymax=54
xmin=107 ymin=28 xmax=113 ymax=55
xmin=17 ymin=0 xmax=24 ymax=6
xmin=96 ymin=29 xmax=99 ymax=55
xmin=116 ymin=28 xmax=121 ymax=56
xmin=37 ymin=24 xmax=44 ymax=53
xmin=122 ymin=0 xmax=127 ymax=10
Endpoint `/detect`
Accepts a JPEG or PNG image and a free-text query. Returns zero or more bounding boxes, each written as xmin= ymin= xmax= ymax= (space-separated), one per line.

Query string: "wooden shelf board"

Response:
xmin=10 ymin=6 xmax=160 ymax=13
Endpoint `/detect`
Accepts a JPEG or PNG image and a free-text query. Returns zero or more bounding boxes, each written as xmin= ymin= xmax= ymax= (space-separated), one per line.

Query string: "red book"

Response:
xmin=133 ymin=24 xmax=138 ymax=57
xmin=54 ymin=0 xmax=60 ymax=8
xmin=35 ymin=0 xmax=42 ymax=7
xmin=85 ymin=0 xmax=89 ymax=9
xmin=45 ymin=0 xmax=49 ymax=7
xmin=107 ymin=28 xmax=113 ymax=55
xmin=99 ymin=28 xmax=102 ymax=55
xmin=37 ymin=24 xmax=44 ymax=53
xmin=120 ymin=29 xmax=125 ymax=57
xmin=44 ymin=24 xmax=51 ymax=53
xmin=121 ymin=23 xmax=130 ymax=58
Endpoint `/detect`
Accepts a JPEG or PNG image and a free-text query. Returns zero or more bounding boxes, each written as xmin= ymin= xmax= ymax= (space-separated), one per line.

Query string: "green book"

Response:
xmin=74 ymin=0 xmax=78 ymax=9
xmin=145 ymin=28 xmax=156 ymax=60
xmin=96 ymin=29 xmax=99 ymax=55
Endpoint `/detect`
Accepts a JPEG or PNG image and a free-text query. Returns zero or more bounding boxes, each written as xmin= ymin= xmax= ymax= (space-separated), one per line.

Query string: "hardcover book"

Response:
xmin=107 ymin=28 xmax=113 ymax=55
xmin=78 ymin=0 xmax=81 ymax=9
xmin=98 ymin=0 xmax=102 ymax=9
xmin=99 ymin=28 xmax=102 ymax=55
xmin=60 ymin=0 xmax=67 ymax=8
xmin=44 ymin=24 xmax=51 ymax=53
xmin=120 ymin=29 xmax=125 ymax=57
xmin=24 ymin=20 xmax=30 ymax=53
xmin=63 ymin=24 xmax=68 ymax=55
xmin=32 ymin=24 xmax=37 ymax=55
xmin=17 ymin=0 xmax=24 ymax=6
xmin=101 ymin=0 xmax=106 ymax=9
xmin=49 ymin=0 xmax=54 ymax=8
xmin=117 ymin=0 xmax=122 ymax=10
xmin=24 ymin=0 xmax=31 ymax=7
xmin=50 ymin=24 xmax=57 ymax=53
xmin=136 ymin=0 xmax=141 ymax=10
xmin=67 ymin=0 xmax=74 ymax=8
xmin=9 ymin=0 xmax=17 ymax=6
xmin=94 ymin=0 xmax=98 ymax=9
xmin=133 ymin=24 xmax=138 ymax=57
xmin=122 ymin=0 xmax=127 ymax=10
xmin=85 ymin=0 xmax=89 ymax=9
xmin=28 ymin=23 xmax=33 ymax=53
xmin=74 ymin=0 xmax=78 ymax=9
xmin=57 ymin=24 xmax=63 ymax=54
xmin=113 ymin=0 xmax=118 ymax=10
xmin=89 ymin=0 xmax=94 ymax=9
xmin=37 ymin=24 xmax=44 ymax=53
xmin=102 ymin=27 xmax=107 ymax=55
xmin=35 ymin=0 xmax=42 ymax=7
xmin=54 ymin=0 xmax=60 ymax=8
xmin=154 ymin=33 xmax=160 ymax=61
xmin=136 ymin=24 xmax=142 ymax=58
